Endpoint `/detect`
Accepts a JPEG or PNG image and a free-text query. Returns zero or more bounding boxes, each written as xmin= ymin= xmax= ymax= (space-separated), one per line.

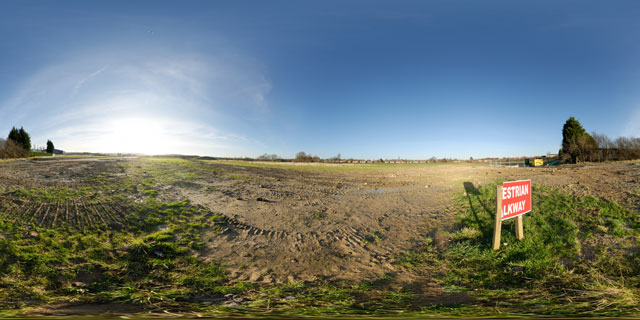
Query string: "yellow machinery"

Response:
xmin=532 ymin=158 xmax=544 ymax=167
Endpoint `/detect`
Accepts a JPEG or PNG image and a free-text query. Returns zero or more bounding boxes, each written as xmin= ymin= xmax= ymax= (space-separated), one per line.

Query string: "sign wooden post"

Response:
xmin=494 ymin=180 xmax=531 ymax=250
xmin=493 ymin=185 xmax=503 ymax=250
xmin=515 ymin=215 xmax=524 ymax=240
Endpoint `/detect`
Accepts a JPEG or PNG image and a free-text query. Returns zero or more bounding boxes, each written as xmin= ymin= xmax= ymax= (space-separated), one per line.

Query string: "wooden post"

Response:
xmin=515 ymin=215 xmax=524 ymax=240
xmin=493 ymin=185 xmax=503 ymax=250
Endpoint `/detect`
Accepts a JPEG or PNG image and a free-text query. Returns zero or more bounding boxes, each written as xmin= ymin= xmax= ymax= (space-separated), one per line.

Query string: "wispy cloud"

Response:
xmin=624 ymin=108 xmax=640 ymax=137
xmin=72 ymin=66 xmax=107 ymax=96
xmin=0 ymin=48 xmax=272 ymax=155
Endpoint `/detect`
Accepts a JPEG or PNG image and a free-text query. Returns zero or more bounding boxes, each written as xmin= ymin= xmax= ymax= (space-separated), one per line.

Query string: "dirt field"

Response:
xmin=1 ymin=157 xmax=638 ymax=291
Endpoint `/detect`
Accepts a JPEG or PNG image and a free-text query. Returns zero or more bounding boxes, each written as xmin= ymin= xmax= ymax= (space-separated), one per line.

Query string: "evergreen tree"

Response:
xmin=18 ymin=127 xmax=31 ymax=151
xmin=7 ymin=126 xmax=31 ymax=151
xmin=562 ymin=117 xmax=585 ymax=153
xmin=8 ymin=127 xmax=19 ymax=144
xmin=561 ymin=117 xmax=596 ymax=163
xmin=46 ymin=140 xmax=54 ymax=153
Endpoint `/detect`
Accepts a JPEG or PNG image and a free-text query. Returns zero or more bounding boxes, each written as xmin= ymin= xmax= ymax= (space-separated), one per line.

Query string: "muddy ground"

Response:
xmin=1 ymin=157 xmax=638 ymax=288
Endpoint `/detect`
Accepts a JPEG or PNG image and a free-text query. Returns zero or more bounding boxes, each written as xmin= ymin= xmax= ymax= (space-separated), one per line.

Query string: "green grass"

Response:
xmin=205 ymin=186 xmax=220 ymax=193
xmin=0 ymin=198 xmax=231 ymax=309
xmin=131 ymin=157 xmax=206 ymax=178
xmin=29 ymin=151 xmax=52 ymax=157
xmin=435 ymin=183 xmax=640 ymax=314
xmin=2 ymin=157 xmax=639 ymax=317
xmin=9 ymin=187 xmax=86 ymax=201
xmin=0 ymin=157 xmax=263 ymax=311
xmin=116 ymin=157 xmax=217 ymax=199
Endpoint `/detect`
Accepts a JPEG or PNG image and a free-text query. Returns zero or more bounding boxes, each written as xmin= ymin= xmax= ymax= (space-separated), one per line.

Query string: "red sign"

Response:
xmin=501 ymin=179 xmax=531 ymax=220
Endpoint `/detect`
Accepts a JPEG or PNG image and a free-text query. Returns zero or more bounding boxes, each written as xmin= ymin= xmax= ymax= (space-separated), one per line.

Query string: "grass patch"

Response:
xmin=0 ymin=197 xmax=231 ymax=309
xmin=436 ymin=182 xmax=640 ymax=314
xmin=8 ymin=187 xmax=85 ymax=201
xmin=125 ymin=157 xmax=207 ymax=186
xmin=29 ymin=151 xmax=52 ymax=157
xmin=205 ymin=186 xmax=220 ymax=193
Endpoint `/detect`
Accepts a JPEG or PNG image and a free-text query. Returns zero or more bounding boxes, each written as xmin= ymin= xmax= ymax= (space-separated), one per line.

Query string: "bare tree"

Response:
xmin=616 ymin=136 xmax=640 ymax=160
xmin=295 ymin=151 xmax=309 ymax=162
xmin=295 ymin=151 xmax=321 ymax=162
xmin=592 ymin=132 xmax=613 ymax=149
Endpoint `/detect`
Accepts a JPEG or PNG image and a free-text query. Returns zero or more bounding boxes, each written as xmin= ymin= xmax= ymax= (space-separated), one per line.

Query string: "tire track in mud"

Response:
xmin=184 ymin=163 xmax=443 ymax=283
xmin=161 ymin=160 xmax=468 ymax=283
xmin=213 ymin=210 xmax=372 ymax=248
xmin=0 ymin=195 xmax=133 ymax=229
xmin=205 ymin=208 xmax=397 ymax=283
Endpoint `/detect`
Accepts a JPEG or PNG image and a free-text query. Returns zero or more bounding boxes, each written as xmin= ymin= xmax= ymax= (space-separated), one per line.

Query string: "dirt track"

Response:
xmin=1 ymin=158 xmax=638 ymax=286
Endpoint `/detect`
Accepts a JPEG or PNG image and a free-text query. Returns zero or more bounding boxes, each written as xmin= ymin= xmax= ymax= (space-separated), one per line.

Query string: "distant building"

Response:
xmin=53 ymin=149 xmax=64 ymax=155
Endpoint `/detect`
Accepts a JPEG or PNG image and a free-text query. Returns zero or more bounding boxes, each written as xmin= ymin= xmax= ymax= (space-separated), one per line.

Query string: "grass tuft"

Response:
xmin=439 ymin=183 xmax=640 ymax=314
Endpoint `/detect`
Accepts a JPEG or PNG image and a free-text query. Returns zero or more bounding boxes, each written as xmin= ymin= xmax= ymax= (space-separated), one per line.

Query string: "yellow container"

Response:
xmin=533 ymin=159 xmax=543 ymax=167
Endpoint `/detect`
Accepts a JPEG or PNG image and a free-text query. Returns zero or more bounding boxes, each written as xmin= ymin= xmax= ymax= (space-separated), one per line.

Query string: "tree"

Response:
xmin=561 ymin=117 xmax=593 ymax=163
xmin=615 ymin=136 xmax=640 ymax=160
xmin=295 ymin=151 xmax=310 ymax=162
xmin=328 ymin=153 xmax=341 ymax=163
xmin=46 ymin=140 xmax=55 ymax=153
xmin=8 ymin=127 xmax=19 ymax=144
xmin=18 ymin=127 xmax=31 ymax=151
xmin=574 ymin=133 xmax=597 ymax=162
xmin=8 ymin=126 xmax=31 ymax=152
xmin=294 ymin=151 xmax=320 ymax=162
xmin=592 ymin=132 xmax=613 ymax=161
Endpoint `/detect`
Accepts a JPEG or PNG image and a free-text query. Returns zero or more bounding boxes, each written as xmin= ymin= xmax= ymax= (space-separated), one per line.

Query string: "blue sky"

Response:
xmin=1 ymin=1 xmax=639 ymax=159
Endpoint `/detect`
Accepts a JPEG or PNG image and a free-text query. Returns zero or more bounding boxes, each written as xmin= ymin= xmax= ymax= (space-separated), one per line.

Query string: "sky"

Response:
xmin=1 ymin=0 xmax=640 ymax=159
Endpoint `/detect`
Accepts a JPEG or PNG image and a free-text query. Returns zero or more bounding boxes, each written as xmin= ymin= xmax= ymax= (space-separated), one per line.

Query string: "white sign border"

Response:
xmin=501 ymin=179 xmax=532 ymax=221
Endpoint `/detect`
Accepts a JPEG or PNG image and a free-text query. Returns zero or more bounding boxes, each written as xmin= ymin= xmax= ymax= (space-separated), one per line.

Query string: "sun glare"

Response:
xmin=100 ymin=118 xmax=176 ymax=155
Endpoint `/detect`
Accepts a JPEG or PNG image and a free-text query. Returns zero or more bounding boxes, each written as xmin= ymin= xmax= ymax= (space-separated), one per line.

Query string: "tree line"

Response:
xmin=560 ymin=117 xmax=640 ymax=163
xmin=0 ymin=126 xmax=55 ymax=159
xmin=295 ymin=151 xmax=321 ymax=163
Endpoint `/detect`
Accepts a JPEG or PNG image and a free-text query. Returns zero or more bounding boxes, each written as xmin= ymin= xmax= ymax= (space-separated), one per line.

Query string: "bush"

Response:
xmin=0 ymin=138 xmax=29 ymax=159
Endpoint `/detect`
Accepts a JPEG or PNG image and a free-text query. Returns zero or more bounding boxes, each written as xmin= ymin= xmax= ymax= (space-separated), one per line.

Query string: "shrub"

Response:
xmin=0 ymin=138 xmax=29 ymax=159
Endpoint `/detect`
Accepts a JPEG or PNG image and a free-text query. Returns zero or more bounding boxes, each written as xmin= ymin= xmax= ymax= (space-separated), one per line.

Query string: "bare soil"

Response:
xmin=1 ymin=158 xmax=638 ymax=288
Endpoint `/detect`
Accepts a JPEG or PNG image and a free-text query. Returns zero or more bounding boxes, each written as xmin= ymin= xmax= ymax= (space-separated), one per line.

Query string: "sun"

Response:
xmin=100 ymin=117 xmax=175 ymax=155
